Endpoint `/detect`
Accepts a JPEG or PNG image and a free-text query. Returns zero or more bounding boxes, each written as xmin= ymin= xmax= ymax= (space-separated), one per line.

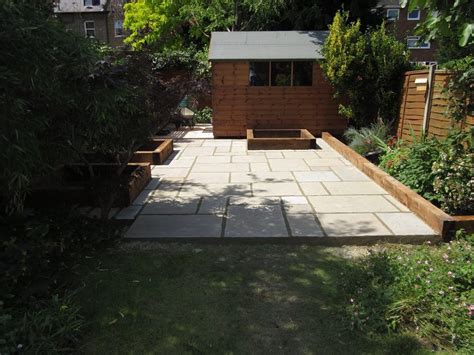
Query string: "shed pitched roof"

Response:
xmin=208 ymin=31 xmax=328 ymax=61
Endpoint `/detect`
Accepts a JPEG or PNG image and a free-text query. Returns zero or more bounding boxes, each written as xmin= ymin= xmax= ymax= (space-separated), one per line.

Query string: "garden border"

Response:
xmin=131 ymin=139 xmax=173 ymax=165
xmin=322 ymin=132 xmax=474 ymax=239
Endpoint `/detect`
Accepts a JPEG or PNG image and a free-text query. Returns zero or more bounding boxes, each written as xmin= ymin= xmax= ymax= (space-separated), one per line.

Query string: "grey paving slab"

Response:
xmin=383 ymin=195 xmax=410 ymax=212
xmin=304 ymin=158 xmax=346 ymax=167
xmin=166 ymin=159 xmax=195 ymax=168
xmin=287 ymin=214 xmax=324 ymax=236
xmin=196 ymin=155 xmax=231 ymax=164
xmin=232 ymin=155 xmax=267 ymax=163
xmin=316 ymin=151 xmax=343 ymax=159
xmin=144 ymin=178 xmax=160 ymax=190
xmin=309 ymin=195 xmax=399 ymax=213
xmin=284 ymin=204 xmax=315 ymax=214
xmin=132 ymin=189 xmax=154 ymax=206
xmin=376 ymin=213 xmax=435 ymax=235
xmin=269 ymin=158 xmax=310 ymax=172
xmin=180 ymin=147 xmax=216 ymax=156
xmin=229 ymin=196 xmax=281 ymax=205
xmin=225 ymin=205 xmax=288 ymax=238
xmin=142 ymin=197 xmax=200 ymax=214
xmin=265 ymin=151 xmax=284 ymax=159
xmin=322 ymin=182 xmax=387 ymax=195
xmin=178 ymin=183 xmax=252 ymax=197
xmin=151 ymin=167 xmax=190 ymax=178
xmin=198 ymin=197 xmax=228 ymax=214
xmin=250 ymin=162 xmax=271 ymax=172
xmin=294 ymin=171 xmax=340 ymax=182
xmin=281 ymin=196 xmax=308 ymax=205
xmin=186 ymin=172 xmax=230 ymax=183
xmin=253 ymin=182 xmax=302 ymax=196
xmin=331 ymin=166 xmax=370 ymax=181
xmin=115 ymin=205 xmax=142 ymax=220
xmin=282 ymin=151 xmax=319 ymax=159
xmin=299 ymin=182 xmax=329 ymax=195
xmin=126 ymin=215 xmax=222 ymax=238
xmin=231 ymin=171 xmax=294 ymax=183
xmin=318 ymin=213 xmax=392 ymax=237
xmin=192 ymin=163 xmax=249 ymax=173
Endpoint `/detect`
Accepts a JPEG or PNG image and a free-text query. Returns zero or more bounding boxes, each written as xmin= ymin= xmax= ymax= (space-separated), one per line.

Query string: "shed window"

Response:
xmin=386 ymin=8 xmax=400 ymax=21
xmin=407 ymin=8 xmax=420 ymax=20
xmin=84 ymin=0 xmax=100 ymax=5
xmin=271 ymin=61 xmax=291 ymax=86
xmin=249 ymin=62 xmax=270 ymax=86
xmin=84 ymin=21 xmax=95 ymax=38
xmin=293 ymin=61 xmax=313 ymax=86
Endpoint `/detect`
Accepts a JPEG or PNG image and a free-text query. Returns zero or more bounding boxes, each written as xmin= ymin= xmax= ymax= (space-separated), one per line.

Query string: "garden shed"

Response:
xmin=208 ymin=31 xmax=347 ymax=137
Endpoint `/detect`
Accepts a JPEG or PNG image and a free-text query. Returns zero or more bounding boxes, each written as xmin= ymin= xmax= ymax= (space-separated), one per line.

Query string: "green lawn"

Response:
xmin=76 ymin=243 xmax=429 ymax=354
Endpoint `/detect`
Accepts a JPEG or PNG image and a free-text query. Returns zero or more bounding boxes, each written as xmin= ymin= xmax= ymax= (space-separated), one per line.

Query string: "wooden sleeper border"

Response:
xmin=322 ymin=132 xmax=474 ymax=240
xmin=131 ymin=139 xmax=173 ymax=165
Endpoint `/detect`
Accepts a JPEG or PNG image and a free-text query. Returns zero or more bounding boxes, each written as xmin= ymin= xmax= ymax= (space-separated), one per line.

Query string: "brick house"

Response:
xmin=54 ymin=0 xmax=128 ymax=46
xmin=377 ymin=0 xmax=438 ymax=64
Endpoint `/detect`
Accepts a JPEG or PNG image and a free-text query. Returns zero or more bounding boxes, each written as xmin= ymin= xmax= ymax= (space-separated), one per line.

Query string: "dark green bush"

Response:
xmin=194 ymin=107 xmax=213 ymax=124
xmin=341 ymin=231 xmax=474 ymax=352
xmin=379 ymin=130 xmax=473 ymax=215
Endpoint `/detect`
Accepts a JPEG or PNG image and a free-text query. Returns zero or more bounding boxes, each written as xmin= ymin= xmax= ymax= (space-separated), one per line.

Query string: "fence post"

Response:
xmin=422 ymin=64 xmax=436 ymax=134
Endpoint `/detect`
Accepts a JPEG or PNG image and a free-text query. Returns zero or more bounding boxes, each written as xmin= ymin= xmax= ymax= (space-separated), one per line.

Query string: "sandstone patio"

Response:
xmin=120 ymin=128 xmax=437 ymax=243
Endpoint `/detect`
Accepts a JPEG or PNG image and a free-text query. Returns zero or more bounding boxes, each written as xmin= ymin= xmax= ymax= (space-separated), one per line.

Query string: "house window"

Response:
xmin=84 ymin=0 xmax=100 ymax=6
xmin=293 ymin=61 xmax=313 ymax=86
xmin=84 ymin=21 xmax=95 ymax=38
xmin=271 ymin=61 xmax=291 ymax=86
xmin=249 ymin=62 xmax=270 ymax=86
xmin=386 ymin=8 xmax=400 ymax=21
xmin=407 ymin=36 xmax=430 ymax=49
xmin=407 ymin=8 xmax=421 ymax=20
xmin=114 ymin=20 xmax=124 ymax=37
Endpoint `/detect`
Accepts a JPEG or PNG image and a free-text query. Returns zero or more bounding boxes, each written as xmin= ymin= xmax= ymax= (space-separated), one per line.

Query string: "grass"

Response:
xmin=76 ymin=243 xmax=432 ymax=354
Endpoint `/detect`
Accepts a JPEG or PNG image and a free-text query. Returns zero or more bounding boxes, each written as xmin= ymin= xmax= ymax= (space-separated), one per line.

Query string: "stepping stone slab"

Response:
xmin=294 ymin=171 xmax=340 ymax=182
xmin=309 ymin=195 xmax=399 ymax=213
xmin=126 ymin=215 xmax=223 ymax=238
xmin=376 ymin=213 xmax=435 ymax=235
xmin=322 ymin=182 xmax=387 ymax=195
xmin=142 ymin=198 xmax=200 ymax=214
xmin=252 ymin=182 xmax=302 ymax=196
xmin=198 ymin=197 xmax=228 ymax=214
xmin=286 ymin=214 xmax=324 ymax=236
xmin=317 ymin=213 xmax=392 ymax=237
xmin=225 ymin=205 xmax=288 ymax=238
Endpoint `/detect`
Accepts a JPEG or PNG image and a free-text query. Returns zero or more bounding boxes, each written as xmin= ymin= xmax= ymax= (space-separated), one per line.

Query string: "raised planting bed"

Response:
xmin=322 ymin=132 xmax=474 ymax=240
xmin=131 ymin=139 xmax=173 ymax=165
xmin=27 ymin=163 xmax=151 ymax=208
xmin=247 ymin=129 xmax=317 ymax=150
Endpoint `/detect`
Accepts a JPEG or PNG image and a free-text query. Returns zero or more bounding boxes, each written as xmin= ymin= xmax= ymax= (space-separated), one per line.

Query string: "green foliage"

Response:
xmin=341 ymin=232 xmax=474 ymax=352
xmin=1 ymin=292 xmax=85 ymax=354
xmin=432 ymin=130 xmax=473 ymax=215
xmin=402 ymin=0 xmax=474 ymax=53
xmin=344 ymin=119 xmax=391 ymax=155
xmin=379 ymin=130 xmax=474 ymax=215
xmin=0 ymin=0 xmax=99 ymax=214
xmin=151 ymin=46 xmax=210 ymax=77
xmin=321 ymin=12 xmax=410 ymax=127
xmin=194 ymin=107 xmax=213 ymax=123
xmin=441 ymin=56 xmax=474 ymax=123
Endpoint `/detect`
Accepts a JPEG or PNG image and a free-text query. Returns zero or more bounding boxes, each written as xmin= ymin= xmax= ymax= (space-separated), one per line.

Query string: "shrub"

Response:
xmin=379 ymin=130 xmax=473 ymax=214
xmin=341 ymin=231 xmax=474 ymax=352
xmin=344 ymin=119 xmax=391 ymax=155
xmin=432 ymin=130 xmax=473 ymax=215
xmin=322 ymin=12 xmax=410 ymax=127
xmin=194 ymin=107 xmax=213 ymax=124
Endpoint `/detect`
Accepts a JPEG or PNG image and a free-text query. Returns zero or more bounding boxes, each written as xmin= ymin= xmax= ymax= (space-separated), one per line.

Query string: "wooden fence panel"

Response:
xmin=397 ymin=69 xmax=473 ymax=142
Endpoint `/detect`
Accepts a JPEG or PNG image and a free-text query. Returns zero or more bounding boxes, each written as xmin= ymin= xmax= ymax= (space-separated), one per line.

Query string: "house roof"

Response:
xmin=208 ymin=31 xmax=328 ymax=61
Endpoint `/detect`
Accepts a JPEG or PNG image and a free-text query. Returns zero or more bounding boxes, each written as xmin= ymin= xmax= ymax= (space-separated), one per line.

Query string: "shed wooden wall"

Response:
xmin=211 ymin=61 xmax=346 ymax=137
xmin=397 ymin=69 xmax=474 ymax=143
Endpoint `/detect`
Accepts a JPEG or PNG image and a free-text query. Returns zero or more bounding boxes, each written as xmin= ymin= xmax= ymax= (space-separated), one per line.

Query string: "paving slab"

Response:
xmin=178 ymin=183 xmax=252 ymax=197
xmin=116 ymin=205 xmax=142 ymax=220
xmin=265 ymin=151 xmax=284 ymax=159
xmin=229 ymin=196 xmax=281 ymax=205
xmin=287 ymin=214 xmax=324 ymax=236
xmin=232 ymin=155 xmax=267 ymax=163
xmin=323 ymin=182 xmax=387 ymax=195
xmin=126 ymin=215 xmax=222 ymax=238
xmin=250 ymin=162 xmax=270 ymax=172
xmin=331 ymin=166 xmax=370 ymax=181
xmin=142 ymin=197 xmax=200 ymax=214
xmin=196 ymin=155 xmax=231 ymax=164
xmin=186 ymin=172 xmax=230 ymax=183
xmin=309 ymin=195 xmax=399 ymax=213
xmin=294 ymin=171 xmax=340 ymax=182
xmin=231 ymin=171 xmax=294 ymax=183
xmin=304 ymin=158 xmax=347 ymax=167
xmin=269 ymin=158 xmax=310 ymax=172
xmin=151 ymin=167 xmax=190 ymax=178
xmin=192 ymin=163 xmax=249 ymax=173
xmin=318 ymin=213 xmax=392 ymax=237
xmin=253 ymin=182 xmax=302 ymax=196
xmin=132 ymin=189 xmax=154 ymax=206
xmin=281 ymin=196 xmax=308 ymax=205
xmin=225 ymin=205 xmax=288 ymax=238
xmin=376 ymin=213 xmax=435 ymax=235
xmin=198 ymin=197 xmax=228 ymax=214
xmin=144 ymin=178 xmax=161 ymax=190
xmin=383 ymin=195 xmax=410 ymax=212
xmin=180 ymin=147 xmax=216 ymax=157
xmin=282 ymin=151 xmax=319 ymax=159
xmin=299 ymin=182 xmax=329 ymax=195
xmin=283 ymin=204 xmax=315 ymax=214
